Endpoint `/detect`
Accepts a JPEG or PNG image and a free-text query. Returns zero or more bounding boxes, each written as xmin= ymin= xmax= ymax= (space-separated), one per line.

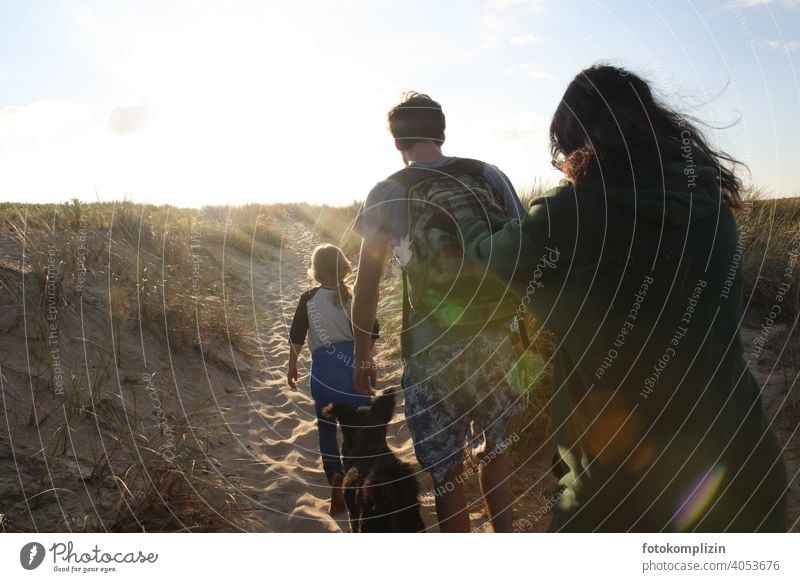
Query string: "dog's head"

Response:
xmin=323 ymin=392 xmax=395 ymax=452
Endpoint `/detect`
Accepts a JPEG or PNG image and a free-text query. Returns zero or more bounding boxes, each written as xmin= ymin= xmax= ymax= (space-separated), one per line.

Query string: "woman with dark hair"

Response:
xmin=459 ymin=64 xmax=788 ymax=531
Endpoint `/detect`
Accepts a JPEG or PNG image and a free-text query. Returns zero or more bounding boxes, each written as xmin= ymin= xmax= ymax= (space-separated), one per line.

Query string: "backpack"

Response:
xmin=389 ymin=158 xmax=519 ymax=350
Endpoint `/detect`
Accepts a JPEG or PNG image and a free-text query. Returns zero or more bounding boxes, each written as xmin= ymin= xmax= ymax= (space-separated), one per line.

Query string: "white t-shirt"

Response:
xmin=289 ymin=287 xmax=379 ymax=353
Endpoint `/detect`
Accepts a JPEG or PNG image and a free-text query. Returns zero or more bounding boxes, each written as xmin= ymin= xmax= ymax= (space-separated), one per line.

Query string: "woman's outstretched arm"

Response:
xmin=459 ymin=187 xmax=576 ymax=287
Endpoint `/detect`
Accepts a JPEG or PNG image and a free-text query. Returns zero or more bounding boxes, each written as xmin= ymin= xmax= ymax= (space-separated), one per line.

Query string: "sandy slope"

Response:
xmin=210 ymin=218 xmax=443 ymax=532
xmin=215 ymin=216 xmax=557 ymax=532
xmin=0 ymin=212 xmax=526 ymax=532
xmin=221 ymin=216 xmax=799 ymax=532
xmin=1 ymin=213 xmax=796 ymax=532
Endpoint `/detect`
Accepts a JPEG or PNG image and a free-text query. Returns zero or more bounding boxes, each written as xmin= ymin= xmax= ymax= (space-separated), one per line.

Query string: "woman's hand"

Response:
xmin=287 ymin=365 xmax=299 ymax=390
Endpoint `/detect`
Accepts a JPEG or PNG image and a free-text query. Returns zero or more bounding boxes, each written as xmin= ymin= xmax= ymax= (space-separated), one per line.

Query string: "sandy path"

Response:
xmin=212 ymin=218 xmax=440 ymax=532
xmin=2 ymin=212 xmax=794 ymax=532
xmin=216 ymin=218 xmax=800 ymax=533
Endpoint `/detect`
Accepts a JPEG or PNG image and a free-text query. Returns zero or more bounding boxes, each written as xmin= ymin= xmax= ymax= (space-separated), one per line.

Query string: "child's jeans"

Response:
xmin=310 ymin=341 xmax=372 ymax=483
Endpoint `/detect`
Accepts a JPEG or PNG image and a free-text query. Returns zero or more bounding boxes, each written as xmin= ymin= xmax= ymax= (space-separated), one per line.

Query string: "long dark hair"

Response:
xmin=549 ymin=64 xmax=744 ymax=208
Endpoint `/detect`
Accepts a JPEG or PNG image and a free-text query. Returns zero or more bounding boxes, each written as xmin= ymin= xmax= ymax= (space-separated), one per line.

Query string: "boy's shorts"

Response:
xmin=401 ymin=325 xmax=528 ymax=484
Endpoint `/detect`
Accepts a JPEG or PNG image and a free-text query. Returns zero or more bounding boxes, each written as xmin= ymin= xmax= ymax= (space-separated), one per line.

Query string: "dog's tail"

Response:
xmin=364 ymin=462 xmax=425 ymax=532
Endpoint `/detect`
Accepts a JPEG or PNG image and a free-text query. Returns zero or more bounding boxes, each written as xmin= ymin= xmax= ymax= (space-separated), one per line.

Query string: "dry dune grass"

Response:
xmin=739 ymin=191 xmax=800 ymax=322
xmin=0 ymin=200 xmax=283 ymax=531
xmin=0 ymin=193 xmax=798 ymax=532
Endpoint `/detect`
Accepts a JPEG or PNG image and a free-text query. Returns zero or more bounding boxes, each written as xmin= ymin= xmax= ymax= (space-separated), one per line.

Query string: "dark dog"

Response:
xmin=324 ymin=392 xmax=425 ymax=532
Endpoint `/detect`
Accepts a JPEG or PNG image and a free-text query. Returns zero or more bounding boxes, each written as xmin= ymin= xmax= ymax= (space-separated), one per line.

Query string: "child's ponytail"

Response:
xmin=309 ymin=244 xmax=353 ymax=308
xmin=336 ymin=278 xmax=352 ymax=309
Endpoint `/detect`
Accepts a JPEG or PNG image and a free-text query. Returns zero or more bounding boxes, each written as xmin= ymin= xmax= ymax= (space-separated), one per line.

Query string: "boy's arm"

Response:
xmin=352 ymin=232 xmax=389 ymax=395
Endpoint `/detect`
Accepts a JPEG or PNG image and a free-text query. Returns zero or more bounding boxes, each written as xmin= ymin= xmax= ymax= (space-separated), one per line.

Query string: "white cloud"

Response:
xmin=487 ymin=0 xmax=544 ymax=10
xmin=730 ymin=0 xmax=774 ymax=6
xmin=0 ymin=101 xmax=95 ymax=132
xmin=505 ymin=63 xmax=555 ymax=80
xmin=752 ymin=38 xmax=800 ymax=51
xmin=495 ymin=111 xmax=549 ymax=141
xmin=496 ymin=126 xmax=540 ymax=140
xmin=727 ymin=0 xmax=800 ymax=8
xmin=107 ymin=102 xmax=157 ymax=136
xmin=509 ymin=34 xmax=543 ymax=46
xmin=480 ymin=0 xmax=545 ymax=50
xmin=0 ymin=101 xmax=109 ymax=202
xmin=0 ymin=1 xmax=565 ymax=206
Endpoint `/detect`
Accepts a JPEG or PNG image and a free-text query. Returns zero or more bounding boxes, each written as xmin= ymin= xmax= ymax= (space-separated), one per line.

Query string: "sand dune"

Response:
xmin=1 ymin=210 xmax=796 ymax=532
xmin=206 ymin=219 xmax=442 ymax=532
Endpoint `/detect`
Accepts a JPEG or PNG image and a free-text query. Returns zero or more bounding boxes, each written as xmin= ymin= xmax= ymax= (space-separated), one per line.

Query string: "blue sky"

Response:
xmin=0 ymin=0 xmax=798 ymax=206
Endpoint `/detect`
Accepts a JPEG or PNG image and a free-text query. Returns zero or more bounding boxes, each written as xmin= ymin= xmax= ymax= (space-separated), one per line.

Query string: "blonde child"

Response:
xmin=287 ymin=244 xmax=379 ymax=513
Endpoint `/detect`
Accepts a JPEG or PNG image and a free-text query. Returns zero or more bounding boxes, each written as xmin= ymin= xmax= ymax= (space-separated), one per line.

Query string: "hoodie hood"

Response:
xmin=580 ymin=138 xmax=723 ymax=227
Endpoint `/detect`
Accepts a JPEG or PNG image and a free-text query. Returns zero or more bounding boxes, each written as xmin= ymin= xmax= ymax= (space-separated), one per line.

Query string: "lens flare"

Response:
xmin=671 ymin=465 xmax=727 ymax=531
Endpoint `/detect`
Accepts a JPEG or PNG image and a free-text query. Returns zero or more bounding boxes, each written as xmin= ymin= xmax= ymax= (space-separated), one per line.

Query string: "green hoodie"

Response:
xmin=460 ymin=143 xmax=788 ymax=532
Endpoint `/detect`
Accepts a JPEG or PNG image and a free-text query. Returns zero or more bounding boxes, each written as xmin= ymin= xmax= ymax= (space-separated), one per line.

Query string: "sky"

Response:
xmin=0 ymin=0 xmax=798 ymax=207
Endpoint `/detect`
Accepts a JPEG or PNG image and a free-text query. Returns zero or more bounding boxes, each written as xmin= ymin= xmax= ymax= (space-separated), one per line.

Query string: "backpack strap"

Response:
xmin=401 ymin=268 xmax=412 ymax=359
xmin=387 ymin=158 xmax=487 ymax=190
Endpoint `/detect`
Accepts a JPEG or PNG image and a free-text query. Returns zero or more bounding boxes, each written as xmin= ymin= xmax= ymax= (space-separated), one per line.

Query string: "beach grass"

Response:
xmin=1 ymin=193 xmax=798 ymax=531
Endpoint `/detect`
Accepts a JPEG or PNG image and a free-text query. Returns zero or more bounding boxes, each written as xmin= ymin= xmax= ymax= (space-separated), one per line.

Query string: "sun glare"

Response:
xmin=15 ymin=3 xmax=398 ymax=208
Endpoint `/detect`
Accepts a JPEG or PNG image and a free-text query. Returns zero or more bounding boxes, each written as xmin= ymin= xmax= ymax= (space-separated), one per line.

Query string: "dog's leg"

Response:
xmin=344 ymin=482 xmax=359 ymax=533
